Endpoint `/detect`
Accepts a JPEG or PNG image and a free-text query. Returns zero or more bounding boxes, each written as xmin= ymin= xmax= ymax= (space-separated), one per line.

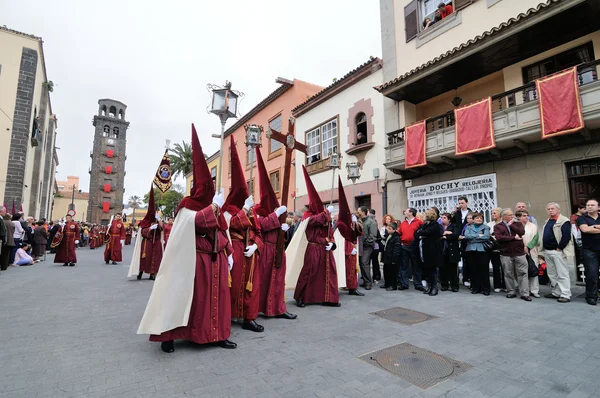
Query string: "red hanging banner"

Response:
xmin=454 ymin=97 xmax=495 ymax=156
xmin=106 ymin=149 xmax=114 ymax=158
xmin=103 ymin=184 xmax=111 ymax=193
xmin=536 ymin=66 xmax=584 ymax=139
xmin=102 ymin=202 xmax=110 ymax=213
xmin=404 ymin=120 xmax=427 ymax=169
xmin=105 ymin=165 xmax=113 ymax=174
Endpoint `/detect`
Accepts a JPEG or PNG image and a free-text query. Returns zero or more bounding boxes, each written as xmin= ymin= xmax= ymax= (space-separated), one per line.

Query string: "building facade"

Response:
xmin=87 ymin=99 xmax=129 ymax=225
xmin=220 ymin=78 xmax=322 ymax=209
xmin=53 ymin=176 xmax=89 ymax=221
xmin=378 ymin=0 xmax=600 ymax=221
xmin=292 ymin=58 xmax=391 ymax=216
xmin=0 ymin=26 xmax=58 ymax=219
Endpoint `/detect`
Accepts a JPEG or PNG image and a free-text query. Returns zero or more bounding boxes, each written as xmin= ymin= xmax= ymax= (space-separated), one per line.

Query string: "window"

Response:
xmin=103 ymin=125 xmax=110 ymax=137
xmin=118 ymin=109 xmax=124 ymax=120
xmin=112 ymin=127 xmax=119 ymax=138
xmin=405 ymin=0 xmax=471 ymax=42
xmin=522 ymin=42 xmax=596 ymax=102
xmin=211 ymin=166 xmax=217 ymax=178
xmin=305 ymin=117 xmax=338 ymax=166
xmin=109 ymin=106 xmax=116 ymax=117
xmin=269 ymin=114 xmax=283 ymax=153
xmin=356 ymin=113 xmax=367 ymax=144
xmin=101 ymin=105 xmax=107 ymax=116
xmin=269 ymin=170 xmax=280 ymax=193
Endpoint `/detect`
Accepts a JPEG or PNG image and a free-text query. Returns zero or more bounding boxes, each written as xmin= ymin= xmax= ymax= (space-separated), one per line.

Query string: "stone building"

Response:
xmin=0 ymin=26 xmax=59 ymax=219
xmin=87 ymin=99 xmax=129 ymax=225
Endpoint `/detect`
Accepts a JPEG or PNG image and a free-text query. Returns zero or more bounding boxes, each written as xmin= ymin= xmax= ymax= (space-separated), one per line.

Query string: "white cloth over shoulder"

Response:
xmin=284 ymin=218 xmax=309 ymax=289
xmin=333 ymin=229 xmax=348 ymax=288
xmin=127 ymin=232 xmax=143 ymax=277
xmin=137 ymin=208 xmax=197 ymax=335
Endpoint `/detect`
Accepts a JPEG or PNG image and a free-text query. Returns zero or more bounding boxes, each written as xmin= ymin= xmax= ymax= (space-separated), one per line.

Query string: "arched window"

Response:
xmin=103 ymin=125 xmax=110 ymax=137
xmin=118 ymin=109 xmax=124 ymax=120
xmin=112 ymin=127 xmax=119 ymax=138
xmin=101 ymin=105 xmax=107 ymax=116
xmin=109 ymin=106 xmax=117 ymax=117
xmin=355 ymin=113 xmax=367 ymax=145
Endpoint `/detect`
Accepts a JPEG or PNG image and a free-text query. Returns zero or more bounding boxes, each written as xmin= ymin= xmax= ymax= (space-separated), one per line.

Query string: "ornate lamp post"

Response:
xmin=346 ymin=161 xmax=361 ymax=206
xmin=244 ymin=124 xmax=263 ymax=196
xmin=328 ymin=151 xmax=341 ymax=205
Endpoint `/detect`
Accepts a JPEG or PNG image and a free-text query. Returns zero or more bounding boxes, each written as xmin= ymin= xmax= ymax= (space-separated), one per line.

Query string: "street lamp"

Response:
xmin=346 ymin=161 xmax=361 ymax=206
xmin=207 ymin=81 xmax=244 ymax=190
xmin=244 ymin=124 xmax=263 ymax=196
xmin=328 ymin=151 xmax=341 ymax=205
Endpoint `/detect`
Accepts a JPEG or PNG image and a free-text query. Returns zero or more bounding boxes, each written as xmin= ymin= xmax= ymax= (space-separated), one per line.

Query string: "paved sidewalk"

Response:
xmin=1 ymin=241 xmax=599 ymax=398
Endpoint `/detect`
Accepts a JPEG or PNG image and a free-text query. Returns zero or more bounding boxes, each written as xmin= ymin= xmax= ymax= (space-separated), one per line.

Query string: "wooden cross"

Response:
xmin=266 ymin=117 xmax=306 ymax=267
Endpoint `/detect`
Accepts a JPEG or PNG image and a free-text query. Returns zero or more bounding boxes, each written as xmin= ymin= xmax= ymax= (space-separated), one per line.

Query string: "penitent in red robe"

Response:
xmin=163 ymin=224 xmax=172 ymax=248
xmin=345 ymin=240 xmax=358 ymax=290
xmin=54 ymin=222 xmax=80 ymax=264
xmin=125 ymin=229 xmax=132 ymax=245
xmin=104 ymin=220 xmax=126 ymax=262
xmin=150 ymin=206 xmax=233 ymax=344
xmin=139 ymin=225 xmax=163 ymax=274
xmin=294 ymin=211 xmax=339 ymax=304
xmin=257 ymin=212 xmax=287 ymax=317
xmin=229 ymin=208 xmax=264 ymax=321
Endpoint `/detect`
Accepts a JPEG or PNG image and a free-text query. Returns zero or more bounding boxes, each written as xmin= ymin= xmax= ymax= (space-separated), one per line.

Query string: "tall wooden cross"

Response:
xmin=266 ymin=117 xmax=306 ymax=267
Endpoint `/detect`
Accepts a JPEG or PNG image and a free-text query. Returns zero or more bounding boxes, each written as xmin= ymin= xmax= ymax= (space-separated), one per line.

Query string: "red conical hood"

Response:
xmin=223 ymin=135 xmax=249 ymax=214
xmin=253 ymin=146 xmax=280 ymax=217
xmin=336 ymin=176 xmax=355 ymax=242
xmin=177 ymin=123 xmax=215 ymax=212
xmin=139 ymin=186 xmax=156 ymax=228
xmin=301 ymin=165 xmax=323 ymax=219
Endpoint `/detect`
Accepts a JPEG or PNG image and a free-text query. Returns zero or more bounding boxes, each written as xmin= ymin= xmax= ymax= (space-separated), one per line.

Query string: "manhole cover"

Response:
xmin=359 ymin=343 xmax=471 ymax=389
xmin=369 ymin=307 xmax=437 ymax=325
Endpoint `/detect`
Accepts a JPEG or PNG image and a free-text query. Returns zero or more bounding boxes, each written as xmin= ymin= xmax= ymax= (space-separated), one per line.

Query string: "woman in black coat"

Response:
xmin=440 ymin=213 xmax=461 ymax=292
xmin=415 ymin=209 xmax=443 ymax=296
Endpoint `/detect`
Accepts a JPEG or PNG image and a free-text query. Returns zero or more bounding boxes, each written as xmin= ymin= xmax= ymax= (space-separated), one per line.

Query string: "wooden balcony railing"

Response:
xmin=387 ymin=59 xmax=600 ymax=146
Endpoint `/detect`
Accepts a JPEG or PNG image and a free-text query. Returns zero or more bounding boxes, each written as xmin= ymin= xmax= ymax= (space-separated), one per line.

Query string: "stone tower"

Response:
xmin=87 ymin=99 xmax=129 ymax=225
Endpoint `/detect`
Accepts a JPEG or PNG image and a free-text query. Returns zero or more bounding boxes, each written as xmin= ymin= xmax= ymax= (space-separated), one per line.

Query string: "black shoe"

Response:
xmin=423 ymin=287 xmax=432 ymax=295
xmin=429 ymin=287 xmax=438 ymax=296
xmin=63 ymin=263 xmax=68 ymax=267
xmin=112 ymin=261 xmax=117 ymax=265
xmin=242 ymin=319 xmax=264 ymax=332
xmin=275 ymin=311 xmax=298 ymax=319
xmin=322 ymin=302 xmax=341 ymax=307
xmin=398 ymin=286 xmax=408 ymax=291
xmin=415 ymin=286 xmax=426 ymax=292
xmin=296 ymin=299 xmax=305 ymax=308
xmin=149 ymin=275 xmax=155 ymax=281
xmin=349 ymin=290 xmax=365 ymax=296
xmin=365 ymin=285 xmax=372 ymax=290
xmin=482 ymin=291 xmax=490 ymax=296
xmin=471 ymin=290 xmax=480 ymax=294
xmin=544 ymin=293 xmax=558 ymax=299
xmin=506 ymin=294 xmax=517 ymax=298
xmin=137 ymin=272 xmax=143 ymax=280
xmin=217 ymin=339 xmax=237 ymax=349
xmin=105 ymin=260 xmax=109 ymax=265
xmin=451 ymin=288 xmax=459 ymax=292
xmin=586 ymin=298 xmax=597 ymax=306
xmin=441 ymin=287 xmax=449 ymax=291
xmin=557 ymin=297 xmax=570 ymax=303
xmin=521 ymin=296 xmax=532 ymax=302
xmin=161 ymin=341 xmax=174 ymax=353
xmin=386 ymin=287 xmax=396 ymax=291
xmin=380 ymin=285 xmax=388 ymax=289
xmin=359 ymin=283 xmax=367 ymax=288
xmin=69 ymin=263 xmax=75 ymax=267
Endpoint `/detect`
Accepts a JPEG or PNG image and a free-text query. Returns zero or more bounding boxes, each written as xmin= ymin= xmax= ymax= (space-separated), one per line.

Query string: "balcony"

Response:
xmin=385 ymin=60 xmax=600 ymax=176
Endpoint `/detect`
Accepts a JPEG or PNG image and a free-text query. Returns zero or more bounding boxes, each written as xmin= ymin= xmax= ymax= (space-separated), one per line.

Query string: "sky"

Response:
xmin=2 ymin=0 xmax=382 ymax=203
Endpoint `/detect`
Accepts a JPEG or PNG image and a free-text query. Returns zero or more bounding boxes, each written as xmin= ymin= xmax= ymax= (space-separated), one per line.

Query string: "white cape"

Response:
xmin=333 ymin=229 xmax=348 ymax=288
xmin=284 ymin=219 xmax=309 ymax=289
xmin=137 ymin=208 xmax=197 ymax=335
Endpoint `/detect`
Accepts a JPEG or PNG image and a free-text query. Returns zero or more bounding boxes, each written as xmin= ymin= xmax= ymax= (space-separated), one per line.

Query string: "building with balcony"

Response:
xmin=0 ymin=26 xmax=58 ymax=219
xmin=292 ymin=58 xmax=392 ymax=215
xmin=378 ymin=0 xmax=600 ymax=220
xmin=220 ymin=78 xmax=322 ymax=208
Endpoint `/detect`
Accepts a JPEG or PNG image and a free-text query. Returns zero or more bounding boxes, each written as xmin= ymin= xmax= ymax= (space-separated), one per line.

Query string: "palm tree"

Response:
xmin=128 ymin=195 xmax=142 ymax=225
xmin=170 ymin=141 xmax=193 ymax=179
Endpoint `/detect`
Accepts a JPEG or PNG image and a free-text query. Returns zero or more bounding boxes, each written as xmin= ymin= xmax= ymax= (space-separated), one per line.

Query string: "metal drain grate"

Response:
xmin=359 ymin=343 xmax=471 ymax=389
xmin=370 ymin=307 xmax=437 ymax=325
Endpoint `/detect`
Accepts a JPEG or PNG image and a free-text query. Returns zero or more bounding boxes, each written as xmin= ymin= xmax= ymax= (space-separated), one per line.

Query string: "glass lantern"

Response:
xmin=346 ymin=162 xmax=361 ymax=183
xmin=329 ymin=152 xmax=340 ymax=168
xmin=210 ymin=86 xmax=239 ymax=118
xmin=246 ymin=125 xmax=261 ymax=146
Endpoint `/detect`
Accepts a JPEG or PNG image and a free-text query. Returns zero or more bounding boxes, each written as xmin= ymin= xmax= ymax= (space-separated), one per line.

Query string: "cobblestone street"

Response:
xmin=1 ymin=241 xmax=600 ymax=398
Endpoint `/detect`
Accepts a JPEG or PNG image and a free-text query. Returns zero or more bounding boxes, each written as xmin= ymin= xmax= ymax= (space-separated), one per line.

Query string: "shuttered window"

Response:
xmin=404 ymin=0 xmax=418 ymax=42
xmin=454 ymin=0 xmax=473 ymax=11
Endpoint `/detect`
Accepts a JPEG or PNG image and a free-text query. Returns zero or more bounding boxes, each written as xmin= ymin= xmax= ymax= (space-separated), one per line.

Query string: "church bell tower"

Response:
xmin=87 ymin=99 xmax=129 ymax=224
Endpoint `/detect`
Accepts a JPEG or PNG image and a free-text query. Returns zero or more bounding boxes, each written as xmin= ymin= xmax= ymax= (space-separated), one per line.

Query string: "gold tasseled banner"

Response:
xmin=228 ymin=271 xmax=232 ymax=288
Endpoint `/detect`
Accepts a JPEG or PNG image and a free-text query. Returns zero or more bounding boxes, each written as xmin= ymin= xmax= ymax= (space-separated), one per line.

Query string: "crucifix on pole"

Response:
xmin=266 ymin=117 xmax=306 ymax=267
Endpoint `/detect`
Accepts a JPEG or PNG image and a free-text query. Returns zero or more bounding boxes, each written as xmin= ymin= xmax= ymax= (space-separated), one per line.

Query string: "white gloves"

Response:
xmin=275 ymin=205 xmax=287 ymax=217
xmin=212 ymin=188 xmax=225 ymax=209
xmin=155 ymin=214 xmax=161 ymax=221
xmin=281 ymin=224 xmax=290 ymax=232
xmin=244 ymin=243 xmax=258 ymax=257
xmin=228 ymin=254 xmax=234 ymax=271
xmin=327 ymin=205 xmax=334 ymax=213
xmin=75 ymin=240 xmax=80 ymax=245
xmin=351 ymin=248 xmax=357 ymax=255
xmin=326 ymin=242 xmax=334 ymax=251
xmin=120 ymin=240 xmax=125 ymax=246
xmin=352 ymin=215 xmax=357 ymax=223
xmin=150 ymin=224 xmax=158 ymax=230
xmin=243 ymin=195 xmax=254 ymax=211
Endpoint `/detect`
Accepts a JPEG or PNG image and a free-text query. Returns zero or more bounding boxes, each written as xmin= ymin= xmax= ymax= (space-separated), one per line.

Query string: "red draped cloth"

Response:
xmin=163 ymin=224 xmax=172 ymax=248
xmin=104 ymin=220 xmax=125 ymax=262
xmin=405 ymin=121 xmax=427 ymax=168
xmin=345 ymin=240 xmax=358 ymax=290
xmin=257 ymin=212 xmax=287 ymax=317
xmin=139 ymin=226 xmax=163 ymax=275
xmin=454 ymin=97 xmax=495 ymax=156
xmin=229 ymin=208 xmax=263 ymax=321
xmin=294 ymin=211 xmax=339 ymax=304
xmin=150 ymin=206 xmax=233 ymax=344
xmin=54 ymin=222 xmax=79 ymax=264
xmin=537 ymin=66 xmax=584 ymax=138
